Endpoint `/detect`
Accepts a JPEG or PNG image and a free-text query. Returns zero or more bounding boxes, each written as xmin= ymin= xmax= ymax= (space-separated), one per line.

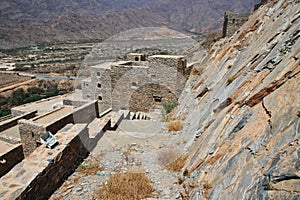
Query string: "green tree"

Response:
xmin=0 ymin=109 xmax=11 ymax=117
xmin=10 ymin=88 xmax=26 ymax=105
xmin=162 ymin=100 xmax=178 ymax=114
xmin=27 ymin=87 xmax=44 ymax=95
xmin=0 ymin=95 xmax=8 ymax=106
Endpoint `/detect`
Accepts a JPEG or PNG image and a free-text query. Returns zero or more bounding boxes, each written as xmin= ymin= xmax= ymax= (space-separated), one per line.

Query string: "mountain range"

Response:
xmin=0 ymin=0 xmax=260 ymax=48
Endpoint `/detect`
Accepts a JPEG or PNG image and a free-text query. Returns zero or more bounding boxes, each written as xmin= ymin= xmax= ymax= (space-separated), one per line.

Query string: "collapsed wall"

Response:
xmin=176 ymin=0 xmax=300 ymax=199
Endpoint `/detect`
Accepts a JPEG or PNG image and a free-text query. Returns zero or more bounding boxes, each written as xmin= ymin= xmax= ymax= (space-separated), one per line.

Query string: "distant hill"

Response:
xmin=0 ymin=0 xmax=260 ymax=48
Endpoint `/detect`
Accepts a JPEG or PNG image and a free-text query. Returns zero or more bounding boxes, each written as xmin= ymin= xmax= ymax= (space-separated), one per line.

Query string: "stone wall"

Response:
xmin=222 ymin=11 xmax=249 ymax=37
xmin=127 ymin=53 xmax=146 ymax=62
xmin=18 ymin=119 xmax=46 ymax=157
xmin=19 ymin=101 xmax=99 ymax=156
xmin=111 ymin=65 xmax=147 ymax=111
xmin=73 ymin=100 xmax=99 ymax=124
xmin=91 ymin=67 xmax=112 ymax=113
xmin=110 ymin=56 xmax=187 ymax=111
xmin=82 ymin=66 xmax=113 ymax=114
xmin=129 ymin=83 xmax=177 ymax=112
xmin=83 ymin=55 xmax=189 ymax=113
xmin=0 ymin=110 xmax=37 ymax=133
xmin=0 ymin=144 xmax=24 ymax=177
xmin=110 ymin=65 xmax=133 ymax=91
xmin=0 ymin=125 xmax=89 ymax=200
xmin=63 ymin=99 xmax=90 ymax=107
xmin=148 ymin=55 xmax=187 ymax=76
xmin=81 ymin=78 xmax=93 ymax=100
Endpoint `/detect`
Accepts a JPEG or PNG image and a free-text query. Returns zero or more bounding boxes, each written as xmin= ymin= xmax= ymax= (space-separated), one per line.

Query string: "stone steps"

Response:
xmin=129 ymin=111 xmax=150 ymax=120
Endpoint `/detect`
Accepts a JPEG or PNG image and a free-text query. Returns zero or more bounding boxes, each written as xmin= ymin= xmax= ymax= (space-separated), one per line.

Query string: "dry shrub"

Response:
xmin=191 ymin=68 xmax=201 ymax=76
xmin=203 ymin=180 xmax=213 ymax=190
xmin=167 ymin=120 xmax=183 ymax=131
xmin=95 ymin=172 xmax=153 ymax=200
xmin=76 ymin=158 xmax=104 ymax=175
xmin=203 ymin=180 xmax=213 ymax=198
xmin=166 ymin=154 xmax=189 ymax=172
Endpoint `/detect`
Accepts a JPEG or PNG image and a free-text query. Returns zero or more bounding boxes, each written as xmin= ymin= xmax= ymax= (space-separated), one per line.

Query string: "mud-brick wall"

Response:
xmin=0 ymin=145 xmax=24 ymax=177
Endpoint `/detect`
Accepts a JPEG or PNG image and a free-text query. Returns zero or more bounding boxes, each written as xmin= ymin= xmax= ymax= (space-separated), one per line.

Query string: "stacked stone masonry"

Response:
xmin=82 ymin=54 xmax=190 ymax=113
xmin=19 ymin=101 xmax=99 ymax=156
xmin=223 ymin=11 xmax=250 ymax=37
xmin=0 ymin=124 xmax=89 ymax=200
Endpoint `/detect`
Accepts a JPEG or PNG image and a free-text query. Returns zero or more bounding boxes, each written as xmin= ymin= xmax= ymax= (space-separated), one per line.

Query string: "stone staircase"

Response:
xmin=129 ymin=111 xmax=150 ymax=120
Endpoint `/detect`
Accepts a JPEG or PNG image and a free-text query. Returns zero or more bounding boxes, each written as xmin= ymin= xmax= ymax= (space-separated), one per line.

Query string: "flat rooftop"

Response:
xmin=148 ymin=55 xmax=185 ymax=59
xmin=33 ymin=106 xmax=73 ymax=124
xmin=91 ymin=62 xmax=115 ymax=69
xmin=0 ymin=125 xmax=20 ymax=140
xmin=12 ymin=90 xmax=85 ymax=115
xmin=127 ymin=53 xmax=145 ymax=56
xmin=0 ymin=140 xmax=18 ymax=156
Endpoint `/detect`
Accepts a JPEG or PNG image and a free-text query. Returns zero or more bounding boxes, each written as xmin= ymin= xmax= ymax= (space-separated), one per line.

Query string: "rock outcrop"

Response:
xmin=176 ymin=0 xmax=300 ymax=199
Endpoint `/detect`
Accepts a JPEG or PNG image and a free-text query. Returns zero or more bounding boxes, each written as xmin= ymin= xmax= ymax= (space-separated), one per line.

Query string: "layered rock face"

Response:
xmin=176 ymin=0 xmax=300 ymax=199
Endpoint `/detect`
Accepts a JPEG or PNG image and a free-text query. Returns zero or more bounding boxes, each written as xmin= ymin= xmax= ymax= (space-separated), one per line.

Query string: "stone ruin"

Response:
xmin=222 ymin=11 xmax=250 ymax=38
xmin=222 ymin=0 xmax=271 ymax=38
xmin=81 ymin=53 xmax=191 ymax=113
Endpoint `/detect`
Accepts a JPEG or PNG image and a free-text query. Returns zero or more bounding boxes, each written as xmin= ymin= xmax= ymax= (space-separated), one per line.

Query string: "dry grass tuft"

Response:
xmin=95 ymin=171 xmax=154 ymax=200
xmin=167 ymin=120 xmax=183 ymax=131
xmin=203 ymin=180 xmax=213 ymax=198
xmin=166 ymin=154 xmax=189 ymax=172
xmin=76 ymin=158 xmax=104 ymax=176
xmin=203 ymin=180 xmax=213 ymax=190
xmin=191 ymin=68 xmax=201 ymax=76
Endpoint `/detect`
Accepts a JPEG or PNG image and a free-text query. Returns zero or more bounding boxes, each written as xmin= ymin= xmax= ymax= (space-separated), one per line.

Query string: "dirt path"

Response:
xmin=50 ymin=119 xmax=190 ymax=200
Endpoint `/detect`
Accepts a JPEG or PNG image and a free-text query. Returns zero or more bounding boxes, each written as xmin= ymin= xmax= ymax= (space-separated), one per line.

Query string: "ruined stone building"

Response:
xmin=81 ymin=53 xmax=190 ymax=113
xmin=222 ymin=11 xmax=250 ymax=37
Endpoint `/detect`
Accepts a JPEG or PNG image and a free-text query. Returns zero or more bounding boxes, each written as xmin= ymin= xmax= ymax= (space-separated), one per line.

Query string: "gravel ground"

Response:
xmin=50 ymin=119 xmax=191 ymax=200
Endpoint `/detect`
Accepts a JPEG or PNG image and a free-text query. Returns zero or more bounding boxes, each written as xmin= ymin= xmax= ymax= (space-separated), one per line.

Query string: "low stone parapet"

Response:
xmin=0 ymin=124 xmax=89 ymax=200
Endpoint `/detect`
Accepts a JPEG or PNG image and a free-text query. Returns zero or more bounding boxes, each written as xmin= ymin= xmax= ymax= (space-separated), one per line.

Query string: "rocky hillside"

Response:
xmin=0 ymin=0 xmax=259 ymax=48
xmin=174 ymin=0 xmax=300 ymax=199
